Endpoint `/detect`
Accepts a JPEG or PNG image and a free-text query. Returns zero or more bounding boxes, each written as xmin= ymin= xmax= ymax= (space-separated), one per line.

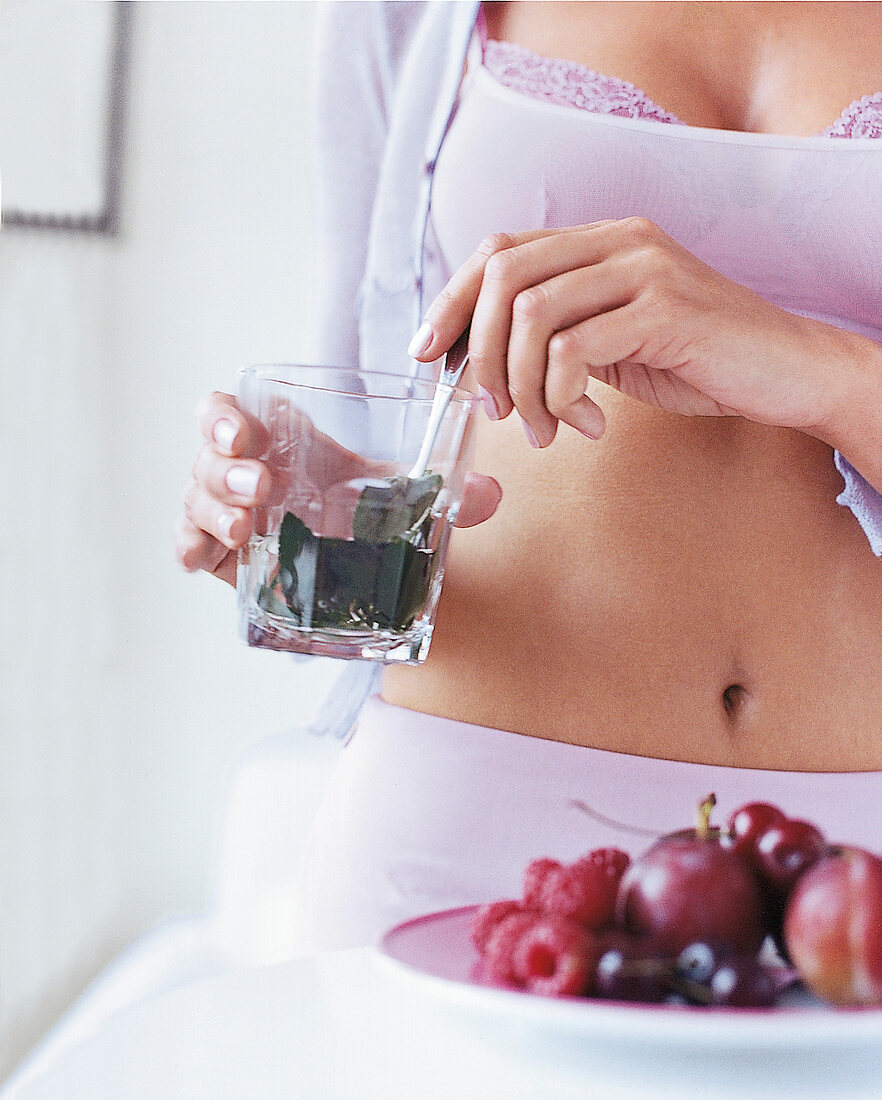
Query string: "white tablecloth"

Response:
xmin=4 ymin=947 xmax=881 ymax=1100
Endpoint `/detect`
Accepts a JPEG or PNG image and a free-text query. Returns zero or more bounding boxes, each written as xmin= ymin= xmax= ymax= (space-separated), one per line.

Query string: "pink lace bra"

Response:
xmin=483 ymin=38 xmax=882 ymax=139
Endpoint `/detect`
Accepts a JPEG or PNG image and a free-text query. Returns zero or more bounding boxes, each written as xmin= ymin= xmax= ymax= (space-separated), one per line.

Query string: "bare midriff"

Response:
xmin=385 ymin=2 xmax=882 ymax=771
xmin=383 ymin=389 xmax=882 ymax=771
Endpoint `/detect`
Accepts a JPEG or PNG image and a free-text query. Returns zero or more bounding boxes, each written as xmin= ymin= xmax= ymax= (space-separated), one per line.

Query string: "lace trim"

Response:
xmin=482 ymin=39 xmax=685 ymax=126
xmin=483 ymin=39 xmax=882 ymax=138
xmin=824 ymin=92 xmax=882 ymax=138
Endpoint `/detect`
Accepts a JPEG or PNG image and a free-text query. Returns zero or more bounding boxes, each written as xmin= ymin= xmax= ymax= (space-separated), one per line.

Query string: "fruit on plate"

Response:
xmin=470 ymin=794 xmax=879 ymax=1009
xmin=615 ymin=795 xmax=768 ymax=956
xmin=783 ymin=846 xmax=882 ymax=1006
xmin=513 ymin=916 xmax=601 ymax=997
xmin=472 ymin=847 xmax=631 ymax=995
xmin=725 ymin=801 xmax=826 ymax=956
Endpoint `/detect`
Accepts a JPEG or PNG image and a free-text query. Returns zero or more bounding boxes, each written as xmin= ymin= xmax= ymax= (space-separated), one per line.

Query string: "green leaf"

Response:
xmin=278 ymin=512 xmax=316 ymax=619
xmin=352 ymin=473 xmax=442 ymax=543
xmin=279 ymin=511 xmax=312 ymax=571
xmin=268 ymin=491 xmax=439 ymax=633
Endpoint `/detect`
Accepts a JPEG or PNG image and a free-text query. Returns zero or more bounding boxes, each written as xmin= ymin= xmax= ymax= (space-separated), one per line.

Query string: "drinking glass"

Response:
xmin=236 ymin=364 xmax=477 ymax=663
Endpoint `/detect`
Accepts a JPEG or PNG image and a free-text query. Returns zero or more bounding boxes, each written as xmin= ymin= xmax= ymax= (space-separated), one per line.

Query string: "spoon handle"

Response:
xmin=408 ymin=328 xmax=470 ymax=479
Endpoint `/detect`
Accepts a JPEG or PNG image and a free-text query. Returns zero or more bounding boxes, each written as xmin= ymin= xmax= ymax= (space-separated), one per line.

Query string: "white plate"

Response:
xmin=376 ymin=905 xmax=882 ymax=1055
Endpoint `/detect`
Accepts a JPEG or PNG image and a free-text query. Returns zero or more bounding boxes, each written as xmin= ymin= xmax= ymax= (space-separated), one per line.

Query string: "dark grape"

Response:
xmin=709 ymin=957 xmax=777 ymax=1007
xmin=675 ymin=941 xmax=721 ymax=985
xmin=593 ymin=938 xmax=673 ymax=1003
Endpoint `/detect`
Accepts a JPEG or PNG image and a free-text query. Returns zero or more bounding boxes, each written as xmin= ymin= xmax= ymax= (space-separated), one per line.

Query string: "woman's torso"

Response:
xmin=383 ymin=1 xmax=882 ymax=771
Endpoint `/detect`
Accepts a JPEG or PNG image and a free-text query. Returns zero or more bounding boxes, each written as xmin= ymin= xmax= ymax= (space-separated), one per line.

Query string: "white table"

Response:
xmin=5 ymin=948 xmax=881 ymax=1100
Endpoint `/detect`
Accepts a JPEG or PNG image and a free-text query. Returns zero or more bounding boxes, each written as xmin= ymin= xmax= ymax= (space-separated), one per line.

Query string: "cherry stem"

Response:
xmin=568 ymin=799 xmax=661 ymax=839
xmin=696 ymin=793 xmax=717 ymax=841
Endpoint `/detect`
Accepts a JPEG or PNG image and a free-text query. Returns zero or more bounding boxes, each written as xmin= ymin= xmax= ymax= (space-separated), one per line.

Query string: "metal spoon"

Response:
xmin=408 ymin=327 xmax=470 ymax=479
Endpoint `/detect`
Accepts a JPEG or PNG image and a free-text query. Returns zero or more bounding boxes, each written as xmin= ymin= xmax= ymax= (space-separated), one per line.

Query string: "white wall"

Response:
xmin=0 ymin=0 xmax=340 ymax=1075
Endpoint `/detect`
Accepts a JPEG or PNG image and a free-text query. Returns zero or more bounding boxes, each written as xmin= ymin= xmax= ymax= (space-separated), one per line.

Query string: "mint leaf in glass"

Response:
xmin=352 ymin=473 xmax=442 ymax=543
xmin=269 ymin=473 xmax=444 ymax=634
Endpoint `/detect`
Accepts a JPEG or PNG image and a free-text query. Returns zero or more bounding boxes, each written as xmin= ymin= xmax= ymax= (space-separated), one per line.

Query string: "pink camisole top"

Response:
xmin=424 ymin=35 xmax=882 ymax=551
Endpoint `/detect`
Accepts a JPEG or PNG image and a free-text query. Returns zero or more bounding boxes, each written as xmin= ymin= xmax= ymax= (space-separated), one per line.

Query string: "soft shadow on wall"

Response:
xmin=0 ymin=0 xmax=341 ymax=1077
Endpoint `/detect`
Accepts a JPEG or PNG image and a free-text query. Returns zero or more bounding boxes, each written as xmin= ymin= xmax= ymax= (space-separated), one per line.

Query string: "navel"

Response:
xmin=721 ymin=682 xmax=750 ymax=720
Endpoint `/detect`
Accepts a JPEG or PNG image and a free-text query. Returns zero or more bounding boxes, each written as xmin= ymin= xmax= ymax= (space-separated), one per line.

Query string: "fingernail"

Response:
xmin=217 ymin=513 xmax=235 ymax=540
xmin=214 ymin=418 xmax=238 ymax=451
xmin=407 ymin=320 xmax=434 ymax=358
xmin=521 ymin=420 xmax=541 ymax=449
xmin=477 ymin=385 xmax=499 ymax=421
xmin=226 ymin=465 xmax=259 ymax=497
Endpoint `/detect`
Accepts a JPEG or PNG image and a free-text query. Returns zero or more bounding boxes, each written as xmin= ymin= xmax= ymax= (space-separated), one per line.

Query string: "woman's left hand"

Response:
xmin=408 ymin=218 xmax=854 ymax=448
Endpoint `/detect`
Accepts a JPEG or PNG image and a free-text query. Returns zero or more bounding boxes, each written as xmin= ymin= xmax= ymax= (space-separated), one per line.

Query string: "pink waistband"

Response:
xmin=298 ymin=696 xmax=882 ymax=952
xmin=358 ymin=695 xmax=882 ymax=844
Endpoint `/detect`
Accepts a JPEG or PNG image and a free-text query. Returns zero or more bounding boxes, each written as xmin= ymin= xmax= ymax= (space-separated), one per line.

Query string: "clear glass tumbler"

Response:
xmin=236 ymin=365 xmax=477 ymax=663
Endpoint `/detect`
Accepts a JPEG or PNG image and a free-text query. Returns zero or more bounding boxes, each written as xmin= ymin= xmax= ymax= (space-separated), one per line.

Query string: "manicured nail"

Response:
xmin=217 ymin=513 xmax=235 ymax=540
xmin=477 ymin=385 xmax=500 ymax=421
xmin=214 ymin=418 xmax=238 ymax=451
xmin=226 ymin=465 xmax=259 ymax=497
xmin=407 ymin=320 xmax=434 ymax=358
xmin=521 ymin=420 xmax=541 ymax=449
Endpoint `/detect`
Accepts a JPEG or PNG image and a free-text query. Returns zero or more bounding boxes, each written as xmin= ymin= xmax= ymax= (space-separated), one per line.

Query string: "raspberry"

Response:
xmin=470 ymin=899 xmax=523 ymax=955
xmin=484 ymin=911 xmax=540 ymax=985
xmin=522 ymin=857 xmax=562 ymax=909
xmin=513 ymin=916 xmax=598 ymax=997
xmin=540 ymin=847 xmax=631 ymax=930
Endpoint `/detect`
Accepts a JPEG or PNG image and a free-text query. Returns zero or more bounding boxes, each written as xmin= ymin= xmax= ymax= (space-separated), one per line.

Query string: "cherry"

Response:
xmin=753 ymin=818 xmax=826 ymax=894
xmin=725 ymin=802 xmax=786 ymax=859
xmin=724 ymin=801 xmax=825 ymax=896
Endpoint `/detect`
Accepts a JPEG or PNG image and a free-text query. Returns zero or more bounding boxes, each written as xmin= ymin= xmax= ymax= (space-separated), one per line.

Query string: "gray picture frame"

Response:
xmin=0 ymin=1 xmax=131 ymax=235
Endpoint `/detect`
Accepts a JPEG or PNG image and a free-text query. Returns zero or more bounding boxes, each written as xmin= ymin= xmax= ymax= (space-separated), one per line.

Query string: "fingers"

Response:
xmin=173 ymin=511 xmax=237 ymax=586
xmin=178 ymin=391 xmax=273 ymax=586
xmin=409 ymin=232 xmax=523 ymax=362
xmin=410 ymin=222 xmax=630 ymax=444
xmin=454 ymin=473 xmax=502 ymax=528
xmin=183 ymin=472 xmax=255 ymax=545
xmin=470 ymin=228 xmax=617 ymax=426
xmin=195 ymin=391 xmax=270 ymax=458
xmin=192 ymin=443 xmax=272 ymax=508
xmin=506 ymin=262 xmax=632 ymax=443
xmin=409 ymin=227 xmax=587 ymax=364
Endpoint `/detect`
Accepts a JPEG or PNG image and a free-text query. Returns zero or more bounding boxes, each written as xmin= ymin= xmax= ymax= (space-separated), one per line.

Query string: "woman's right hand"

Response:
xmin=175 ymin=391 xmax=504 ymax=587
xmin=174 ymin=392 xmax=272 ymax=587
